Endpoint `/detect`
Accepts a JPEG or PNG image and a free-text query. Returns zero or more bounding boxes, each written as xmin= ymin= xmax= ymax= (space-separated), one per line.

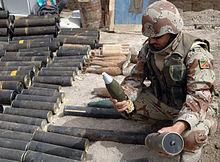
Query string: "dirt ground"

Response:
xmin=53 ymin=9 xmax=220 ymax=162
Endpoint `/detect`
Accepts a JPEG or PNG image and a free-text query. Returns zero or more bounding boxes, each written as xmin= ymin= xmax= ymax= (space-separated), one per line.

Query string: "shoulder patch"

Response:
xmin=199 ymin=59 xmax=209 ymax=69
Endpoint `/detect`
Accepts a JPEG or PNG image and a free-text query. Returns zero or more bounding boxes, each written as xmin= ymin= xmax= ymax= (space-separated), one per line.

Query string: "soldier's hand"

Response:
xmin=110 ymin=98 xmax=129 ymax=113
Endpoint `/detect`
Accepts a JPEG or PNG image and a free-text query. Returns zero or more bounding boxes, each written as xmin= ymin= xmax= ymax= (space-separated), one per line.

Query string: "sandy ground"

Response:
xmin=52 ymin=9 xmax=220 ymax=162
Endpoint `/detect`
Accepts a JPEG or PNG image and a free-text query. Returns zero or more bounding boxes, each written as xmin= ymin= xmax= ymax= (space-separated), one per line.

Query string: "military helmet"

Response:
xmin=142 ymin=0 xmax=183 ymax=37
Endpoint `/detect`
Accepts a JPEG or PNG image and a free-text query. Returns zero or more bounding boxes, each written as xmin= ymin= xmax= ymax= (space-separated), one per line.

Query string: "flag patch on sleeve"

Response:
xmin=199 ymin=59 xmax=209 ymax=69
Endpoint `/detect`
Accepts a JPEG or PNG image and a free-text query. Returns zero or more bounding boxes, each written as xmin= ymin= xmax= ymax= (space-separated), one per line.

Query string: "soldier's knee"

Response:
xmin=183 ymin=130 xmax=208 ymax=151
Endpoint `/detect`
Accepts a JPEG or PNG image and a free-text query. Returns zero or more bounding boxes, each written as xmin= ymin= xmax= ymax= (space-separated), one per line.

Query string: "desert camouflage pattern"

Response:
xmin=121 ymin=34 xmax=218 ymax=153
xmin=142 ymin=0 xmax=183 ymax=37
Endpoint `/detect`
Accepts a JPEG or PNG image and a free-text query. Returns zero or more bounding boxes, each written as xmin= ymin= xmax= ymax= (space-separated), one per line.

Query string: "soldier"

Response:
xmin=110 ymin=0 xmax=218 ymax=161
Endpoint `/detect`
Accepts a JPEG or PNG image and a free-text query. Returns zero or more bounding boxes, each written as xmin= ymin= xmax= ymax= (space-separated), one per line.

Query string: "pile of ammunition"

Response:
xmin=0 ymin=9 xmax=13 ymax=42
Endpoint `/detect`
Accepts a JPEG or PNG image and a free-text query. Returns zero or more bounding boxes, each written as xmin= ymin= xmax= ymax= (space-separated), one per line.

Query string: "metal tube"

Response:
xmin=15 ymin=94 xmax=61 ymax=106
xmin=27 ymin=141 xmax=85 ymax=160
xmin=38 ymin=70 xmax=76 ymax=77
xmin=28 ymin=86 xmax=58 ymax=93
xmin=0 ymin=137 xmax=29 ymax=150
xmin=0 ymin=61 xmax=42 ymax=68
xmin=11 ymin=100 xmax=59 ymax=114
xmin=14 ymin=17 xmax=56 ymax=27
xmin=3 ymin=107 xmax=53 ymax=122
xmin=47 ymin=125 xmax=147 ymax=145
xmin=0 ymin=121 xmax=39 ymax=133
xmin=0 ymin=75 xmax=31 ymax=88
xmin=5 ymin=51 xmax=51 ymax=57
xmin=13 ymin=35 xmax=54 ymax=41
xmin=0 ymin=147 xmax=25 ymax=161
xmin=47 ymin=62 xmax=82 ymax=69
xmin=57 ymin=49 xmax=88 ymax=57
xmin=43 ymin=66 xmax=79 ymax=73
xmin=22 ymin=150 xmax=80 ymax=162
xmin=0 ymin=70 xmax=35 ymax=79
xmin=32 ymin=82 xmax=61 ymax=92
xmin=33 ymin=76 xmax=74 ymax=86
xmin=21 ymin=89 xmax=64 ymax=102
xmin=64 ymin=106 xmax=122 ymax=119
xmin=19 ymin=47 xmax=50 ymax=52
xmin=0 ymin=90 xmax=17 ymax=105
xmin=32 ymin=130 xmax=89 ymax=151
xmin=0 ymin=66 xmax=39 ymax=74
xmin=13 ymin=26 xmax=58 ymax=36
xmin=0 ymin=113 xmax=47 ymax=128
xmin=0 ymin=81 xmax=24 ymax=93
xmin=9 ymin=38 xmax=52 ymax=44
xmin=0 ymin=129 xmax=32 ymax=141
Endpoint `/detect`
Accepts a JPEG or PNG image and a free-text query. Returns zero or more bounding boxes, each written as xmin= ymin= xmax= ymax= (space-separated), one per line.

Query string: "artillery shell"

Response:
xmin=5 ymin=51 xmax=52 ymax=57
xmin=33 ymin=76 xmax=74 ymax=86
xmin=22 ymin=150 xmax=80 ymax=162
xmin=11 ymin=100 xmax=59 ymax=114
xmin=0 ymin=90 xmax=17 ymax=105
xmin=0 ymin=10 xmax=9 ymax=19
xmin=19 ymin=46 xmax=50 ymax=52
xmin=3 ymin=107 xmax=53 ymax=122
xmin=0 ymin=61 xmax=42 ymax=68
xmin=57 ymin=48 xmax=88 ymax=57
xmin=0 ymin=19 xmax=10 ymax=28
xmin=33 ymin=130 xmax=89 ymax=151
xmin=21 ymin=89 xmax=64 ymax=102
xmin=29 ymin=86 xmax=58 ymax=93
xmin=0 ymin=137 xmax=29 ymax=150
xmin=9 ymin=38 xmax=52 ymax=44
xmin=0 ymin=121 xmax=39 ymax=133
xmin=13 ymin=26 xmax=58 ymax=36
xmin=14 ymin=17 xmax=56 ymax=27
xmin=0 ymin=147 xmax=25 ymax=161
xmin=26 ymin=141 xmax=85 ymax=160
xmin=63 ymin=106 xmax=122 ymax=119
xmin=0 ymin=70 xmax=35 ymax=79
xmin=15 ymin=94 xmax=61 ymax=107
xmin=32 ymin=82 xmax=61 ymax=92
xmin=0 ymin=75 xmax=31 ymax=88
xmin=0 ymin=28 xmax=8 ymax=36
xmin=0 ymin=129 xmax=32 ymax=141
xmin=0 ymin=81 xmax=24 ymax=93
xmin=0 ymin=113 xmax=47 ymax=128
xmin=38 ymin=70 xmax=76 ymax=77
xmin=43 ymin=66 xmax=79 ymax=73
xmin=47 ymin=125 xmax=147 ymax=145
xmin=13 ymin=35 xmax=54 ymax=41
xmin=47 ymin=62 xmax=82 ymax=69
xmin=0 ymin=66 xmax=39 ymax=74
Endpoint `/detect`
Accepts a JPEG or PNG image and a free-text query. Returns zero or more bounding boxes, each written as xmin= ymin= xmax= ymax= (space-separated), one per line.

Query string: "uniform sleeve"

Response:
xmin=121 ymin=45 xmax=148 ymax=102
xmin=174 ymin=43 xmax=216 ymax=129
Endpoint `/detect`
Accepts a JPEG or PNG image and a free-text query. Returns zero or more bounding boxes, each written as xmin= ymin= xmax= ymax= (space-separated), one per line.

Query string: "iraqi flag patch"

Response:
xmin=199 ymin=59 xmax=209 ymax=69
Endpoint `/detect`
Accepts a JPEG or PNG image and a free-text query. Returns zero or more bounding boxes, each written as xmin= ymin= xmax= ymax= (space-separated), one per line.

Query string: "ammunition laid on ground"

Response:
xmin=26 ymin=141 xmax=85 ymax=160
xmin=13 ymin=35 xmax=54 ymax=41
xmin=0 ymin=113 xmax=47 ymax=128
xmin=9 ymin=38 xmax=52 ymax=44
xmin=43 ymin=67 xmax=79 ymax=74
xmin=0 ymin=19 xmax=10 ymax=28
xmin=54 ymin=55 xmax=88 ymax=60
xmin=11 ymin=100 xmax=59 ymax=114
xmin=0 ymin=147 xmax=25 ymax=161
xmin=0 ymin=128 xmax=33 ymax=141
xmin=21 ymin=89 xmax=65 ymax=102
xmin=14 ymin=17 xmax=57 ymax=27
xmin=0 ymin=28 xmax=8 ymax=36
xmin=33 ymin=130 xmax=89 ymax=151
xmin=63 ymin=106 xmax=122 ymax=119
xmin=0 ymin=121 xmax=39 ymax=133
xmin=32 ymin=83 xmax=61 ymax=92
xmin=29 ymin=86 xmax=58 ymax=93
xmin=0 ymin=10 xmax=9 ymax=19
xmin=57 ymin=48 xmax=88 ymax=57
xmin=47 ymin=62 xmax=82 ymax=69
xmin=19 ymin=46 xmax=50 ymax=52
xmin=38 ymin=70 xmax=76 ymax=77
xmin=47 ymin=125 xmax=147 ymax=145
xmin=0 ymin=90 xmax=17 ymax=105
xmin=0 ymin=61 xmax=43 ymax=68
xmin=3 ymin=107 xmax=53 ymax=122
xmin=5 ymin=51 xmax=52 ymax=58
xmin=0 ymin=137 xmax=29 ymax=150
xmin=0 ymin=75 xmax=31 ymax=88
xmin=15 ymin=94 xmax=61 ymax=107
xmin=13 ymin=26 xmax=58 ymax=36
xmin=22 ymin=150 xmax=80 ymax=162
xmin=0 ymin=66 xmax=39 ymax=74
xmin=52 ymin=59 xmax=86 ymax=66
xmin=145 ymin=132 xmax=184 ymax=156
xmin=0 ymin=70 xmax=36 ymax=79
xmin=0 ymin=81 xmax=24 ymax=93
xmin=33 ymin=76 xmax=74 ymax=86
xmin=84 ymin=66 xmax=122 ymax=76
xmin=0 ymin=37 xmax=9 ymax=42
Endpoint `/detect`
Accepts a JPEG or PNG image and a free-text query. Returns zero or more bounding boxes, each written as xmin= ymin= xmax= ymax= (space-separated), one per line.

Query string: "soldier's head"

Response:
xmin=142 ymin=0 xmax=183 ymax=50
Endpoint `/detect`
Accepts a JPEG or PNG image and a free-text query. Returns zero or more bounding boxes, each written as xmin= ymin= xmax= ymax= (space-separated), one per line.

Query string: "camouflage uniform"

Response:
xmin=120 ymin=1 xmax=218 ymax=162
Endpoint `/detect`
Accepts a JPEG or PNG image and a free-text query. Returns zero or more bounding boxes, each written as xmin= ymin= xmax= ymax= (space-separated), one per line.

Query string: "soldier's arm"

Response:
xmin=121 ymin=45 xmax=148 ymax=102
xmin=174 ymin=42 xmax=216 ymax=130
